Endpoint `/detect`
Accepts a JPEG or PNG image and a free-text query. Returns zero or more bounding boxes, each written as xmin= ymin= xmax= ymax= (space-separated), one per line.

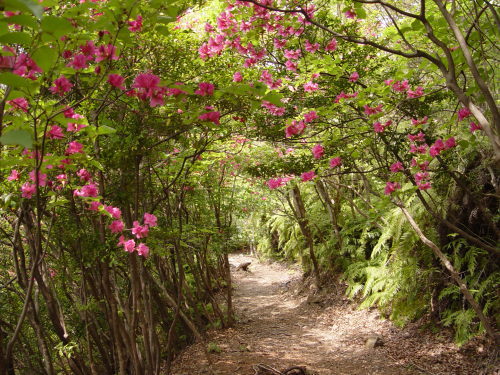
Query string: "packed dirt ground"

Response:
xmin=172 ymin=254 xmax=498 ymax=375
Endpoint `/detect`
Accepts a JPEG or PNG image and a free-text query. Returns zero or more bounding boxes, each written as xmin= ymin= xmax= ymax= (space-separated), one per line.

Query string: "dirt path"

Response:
xmin=172 ymin=254 xmax=494 ymax=375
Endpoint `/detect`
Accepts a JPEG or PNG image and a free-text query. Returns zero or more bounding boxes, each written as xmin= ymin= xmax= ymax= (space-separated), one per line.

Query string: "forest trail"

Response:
xmin=172 ymin=254 xmax=491 ymax=375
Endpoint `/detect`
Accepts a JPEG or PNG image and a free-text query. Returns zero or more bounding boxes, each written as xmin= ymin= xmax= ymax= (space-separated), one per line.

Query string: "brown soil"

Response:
xmin=171 ymin=254 xmax=498 ymax=375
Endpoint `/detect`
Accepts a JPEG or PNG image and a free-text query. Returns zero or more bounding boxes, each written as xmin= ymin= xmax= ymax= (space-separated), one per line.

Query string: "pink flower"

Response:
xmin=345 ymin=9 xmax=356 ymax=18
xmin=79 ymin=41 xmax=97 ymax=58
xmin=458 ymin=107 xmax=471 ymax=121
xmin=284 ymin=49 xmax=301 ymax=60
xmin=143 ymin=213 xmax=157 ymax=227
xmin=124 ymin=239 xmax=135 ymax=253
xmin=285 ymin=120 xmax=306 ymax=138
xmin=411 ymin=116 xmax=428 ymax=126
xmin=88 ymin=201 xmax=101 ymax=211
xmin=105 ymin=205 xmax=121 ymax=219
xmin=444 ymin=137 xmax=456 ymax=149
xmin=107 ymin=74 xmax=125 ymax=89
xmin=95 ymin=44 xmax=118 ymax=62
xmin=304 ymin=81 xmax=319 ymax=92
xmin=132 ymin=221 xmax=149 ymax=238
xmin=392 ymin=80 xmax=409 ymax=92
xmin=136 ymin=243 xmax=149 ymax=257
xmin=128 ymin=15 xmax=142 ymax=32
xmin=364 ymin=104 xmax=383 ymax=115
xmin=109 ymin=220 xmax=124 ymax=233
xmin=304 ymin=111 xmax=317 ymax=123
xmin=285 ymin=60 xmax=297 ymax=71
xmin=311 ymin=144 xmax=324 ymax=159
xmin=233 ymin=71 xmax=243 ymax=82
xmin=50 ymin=76 xmax=73 ymax=96
xmin=7 ymin=97 xmax=29 ymax=112
xmin=418 ymin=182 xmax=431 ymax=190
xmin=21 ymin=182 xmax=36 ymax=198
xmin=373 ymin=122 xmax=384 ymax=133
xmin=407 ymin=86 xmax=424 ymax=98
xmin=67 ymin=54 xmax=88 ymax=70
xmin=408 ymin=131 xmax=426 ymax=143
xmin=305 ymin=40 xmax=320 ymax=53
xmin=390 ymin=161 xmax=403 ymax=172
xmin=348 ymin=72 xmax=359 ymax=82
xmin=329 ymin=157 xmax=342 ymax=168
xmin=384 ymin=181 xmax=401 ymax=195
xmin=267 ymin=178 xmax=284 ymax=189
xmin=469 ymin=122 xmax=482 ymax=133
xmin=325 ymin=39 xmax=337 ymax=51
xmin=274 ymin=38 xmax=287 ymax=49
xmin=301 ymin=171 xmax=316 ymax=182
xmin=199 ymin=111 xmax=221 ymax=125
xmin=29 ymin=170 xmax=47 ymax=186
xmin=195 ymin=82 xmax=215 ymax=96
xmin=429 ymin=139 xmax=445 ymax=157
xmin=47 ymin=125 xmax=64 ymax=139
xmin=74 ymin=183 xmax=99 ymax=197
xmin=77 ymin=168 xmax=92 ymax=181
xmin=8 ymin=170 xmax=20 ymax=181
xmin=66 ymin=141 xmax=84 ymax=155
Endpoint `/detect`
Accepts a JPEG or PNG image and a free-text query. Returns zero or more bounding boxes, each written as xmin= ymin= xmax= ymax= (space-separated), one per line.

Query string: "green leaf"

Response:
xmin=31 ymin=45 xmax=57 ymax=72
xmin=0 ymin=72 xmax=32 ymax=87
xmin=1 ymin=14 xmax=38 ymax=29
xmin=262 ymin=92 xmax=283 ymax=106
xmin=0 ymin=129 xmax=33 ymax=148
xmin=97 ymin=125 xmax=116 ymax=135
xmin=0 ymin=31 xmax=32 ymax=46
xmin=4 ymin=0 xmax=44 ymax=20
xmin=41 ymin=16 xmax=73 ymax=38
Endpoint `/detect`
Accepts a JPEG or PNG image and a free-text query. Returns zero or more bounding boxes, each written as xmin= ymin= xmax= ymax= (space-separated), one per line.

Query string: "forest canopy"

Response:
xmin=0 ymin=0 xmax=498 ymax=374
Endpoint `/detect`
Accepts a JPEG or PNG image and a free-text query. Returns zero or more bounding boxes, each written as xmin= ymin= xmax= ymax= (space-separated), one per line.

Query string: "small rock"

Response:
xmin=365 ymin=334 xmax=383 ymax=349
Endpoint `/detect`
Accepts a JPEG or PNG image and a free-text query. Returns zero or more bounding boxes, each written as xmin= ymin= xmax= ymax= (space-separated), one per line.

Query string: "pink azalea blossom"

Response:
xmin=47 ymin=125 xmax=64 ymax=139
xmin=284 ymin=49 xmax=301 ymax=60
xmin=108 ymin=74 xmax=125 ymax=89
xmin=109 ymin=220 xmax=124 ymax=233
xmin=124 ymin=239 xmax=135 ymax=253
xmin=95 ymin=44 xmax=118 ymax=62
xmin=50 ymin=76 xmax=73 ymax=96
xmin=325 ymin=39 xmax=337 ymax=51
xmin=285 ymin=120 xmax=306 ymax=138
xmin=105 ymin=205 xmax=121 ymax=219
xmin=195 ymin=82 xmax=215 ymax=96
xmin=373 ymin=122 xmax=384 ymax=133
xmin=77 ymin=169 xmax=92 ymax=181
xmin=457 ymin=107 xmax=471 ymax=121
xmin=274 ymin=38 xmax=287 ymax=49
xmin=88 ymin=201 xmax=101 ymax=211
xmin=136 ymin=243 xmax=149 ymax=257
xmin=469 ymin=122 xmax=482 ymax=133
xmin=198 ymin=111 xmax=221 ymax=125
xmin=29 ymin=170 xmax=47 ymax=186
xmin=132 ymin=221 xmax=149 ymax=238
xmin=390 ymin=161 xmax=403 ymax=172
xmin=305 ymin=40 xmax=320 ymax=53
xmin=7 ymin=97 xmax=29 ymax=112
xmin=233 ymin=71 xmax=243 ymax=82
xmin=74 ymin=183 xmax=99 ymax=197
xmin=384 ymin=181 xmax=401 ymax=195
xmin=407 ymin=86 xmax=424 ymax=98
xmin=444 ymin=137 xmax=456 ymax=149
xmin=304 ymin=111 xmax=318 ymax=123
xmin=392 ymin=80 xmax=409 ymax=92
xmin=304 ymin=81 xmax=319 ymax=92
xmin=364 ymin=104 xmax=383 ymax=115
xmin=418 ymin=182 xmax=431 ymax=190
xmin=411 ymin=116 xmax=428 ymax=126
xmin=67 ymin=54 xmax=88 ymax=70
xmin=345 ymin=9 xmax=357 ymax=18
xmin=267 ymin=178 xmax=284 ymax=189
xmin=285 ymin=60 xmax=297 ymax=71
xmin=79 ymin=41 xmax=97 ymax=58
xmin=128 ymin=15 xmax=143 ymax=32
xmin=21 ymin=182 xmax=36 ymax=198
xmin=348 ymin=72 xmax=359 ymax=82
xmin=8 ymin=170 xmax=20 ymax=181
xmin=329 ymin=157 xmax=342 ymax=168
xmin=143 ymin=213 xmax=157 ymax=227
xmin=311 ymin=144 xmax=324 ymax=159
xmin=301 ymin=171 xmax=316 ymax=182
xmin=66 ymin=141 xmax=84 ymax=155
